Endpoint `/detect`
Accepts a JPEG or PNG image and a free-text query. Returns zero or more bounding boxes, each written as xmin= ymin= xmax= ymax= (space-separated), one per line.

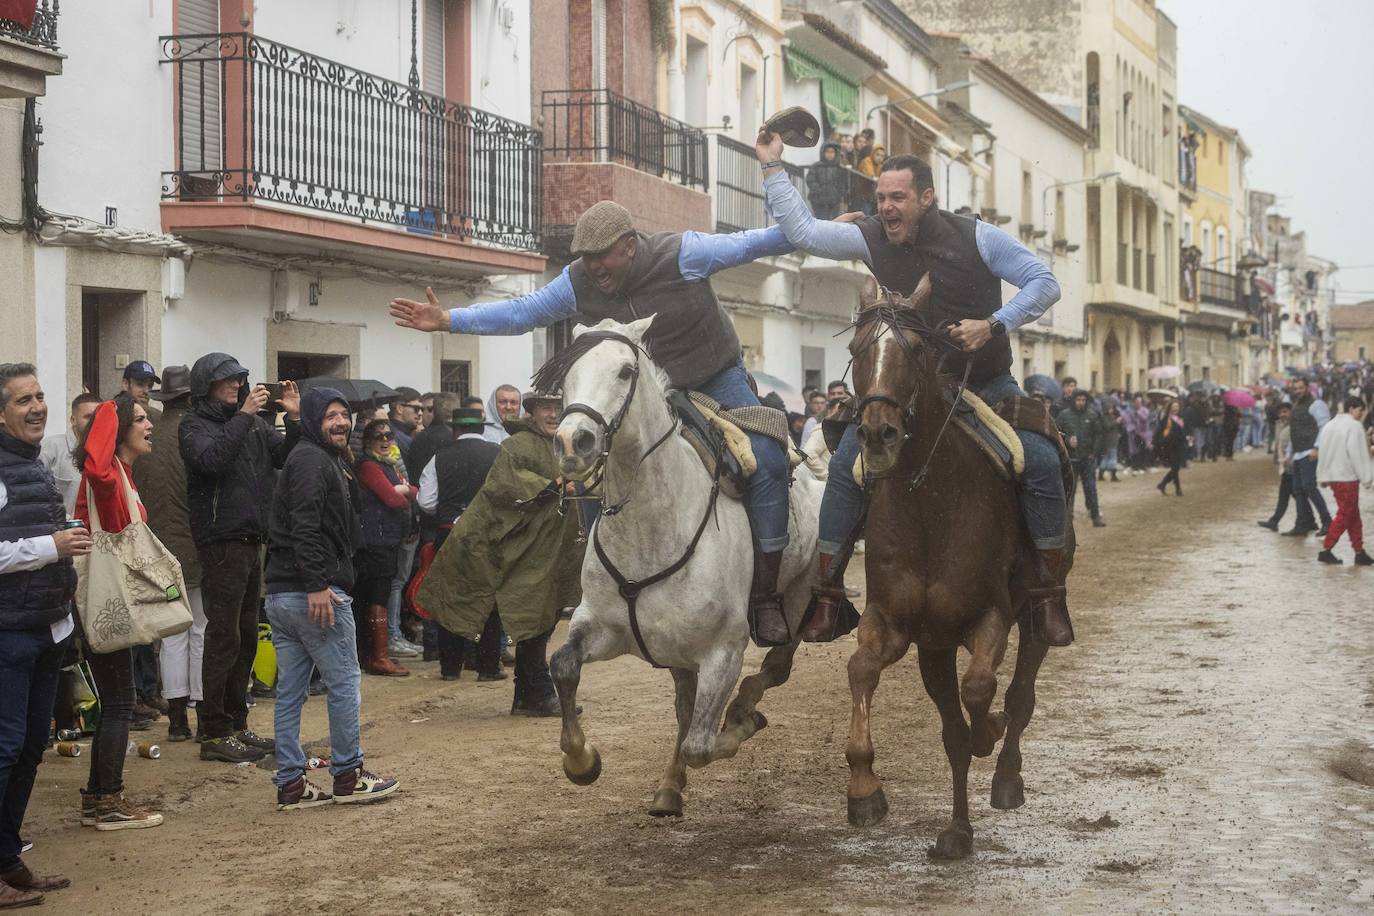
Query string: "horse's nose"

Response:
xmin=572 ymin=428 xmax=597 ymax=458
xmin=560 ymin=454 xmax=582 ymax=474
xmin=858 ymin=422 xmax=902 ymax=451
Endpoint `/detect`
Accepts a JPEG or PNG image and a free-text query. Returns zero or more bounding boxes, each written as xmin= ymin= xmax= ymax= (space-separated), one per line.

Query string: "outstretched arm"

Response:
xmin=390 ymin=269 xmax=579 ymax=335
xmin=976 ymin=222 xmax=1062 ymax=331
xmin=677 ymin=226 xmax=793 ymax=280
xmin=756 ymin=128 xmax=870 ymax=260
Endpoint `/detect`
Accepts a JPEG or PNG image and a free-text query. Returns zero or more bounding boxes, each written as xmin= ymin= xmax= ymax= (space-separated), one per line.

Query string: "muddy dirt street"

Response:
xmin=22 ymin=454 xmax=1374 ymax=914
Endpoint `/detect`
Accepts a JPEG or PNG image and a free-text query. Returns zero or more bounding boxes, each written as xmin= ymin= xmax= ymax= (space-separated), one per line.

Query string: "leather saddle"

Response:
xmin=668 ymin=390 xmax=747 ymax=499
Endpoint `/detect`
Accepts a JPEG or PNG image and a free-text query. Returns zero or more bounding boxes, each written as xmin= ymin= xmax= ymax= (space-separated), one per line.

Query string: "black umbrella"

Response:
xmin=1186 ymin=380 xmax=1220 ymax=394
xmin=297 ymin=377 xmax=400 ymax=407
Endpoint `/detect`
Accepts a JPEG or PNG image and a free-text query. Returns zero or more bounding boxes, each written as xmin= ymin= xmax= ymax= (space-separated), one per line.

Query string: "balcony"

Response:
xmin=1199 ymin=267 xmax=1240 ymax=308
xmin=714 ymin=134 xmax=805 ymax=233
xmin=540 ymin=88 xmax=711 ymax=246
xmin=0 ymin=0 xmax=61 ymax=99
xmin=159 ymin=33 xmax=545 ymax=277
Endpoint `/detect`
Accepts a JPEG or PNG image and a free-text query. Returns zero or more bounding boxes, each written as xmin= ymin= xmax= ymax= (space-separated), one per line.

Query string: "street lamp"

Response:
xmin=864 ymin=81 xmax=976 ymax=121
xmin=1039 ymin=172 xmax=1119 ymax=264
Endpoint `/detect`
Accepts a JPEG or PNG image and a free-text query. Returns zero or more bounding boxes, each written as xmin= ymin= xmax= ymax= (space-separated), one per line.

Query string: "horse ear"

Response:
xmin=910 ymin=272 xmax=932 ymax=308
xmin=624 ymin=314 xmax=656 ymax=343
xmin=860 ymin=276 xmax=880 ymax=308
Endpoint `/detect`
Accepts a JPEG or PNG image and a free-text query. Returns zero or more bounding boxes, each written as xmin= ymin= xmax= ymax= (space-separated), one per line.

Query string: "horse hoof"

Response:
xmin=563 ymin=748 xmax=602 ymax=786
xmin=847 ymin=788 xmax=889 ymax=828
xmin=928 ymin=822 xmax=974 ymax=860
xmin=648 ymin=788 xmax=684 ymax=817
xmin=752 ymin=711 xmax=769 ymax=732
xmin=990 ymin=775 xmax=1025 ymax=811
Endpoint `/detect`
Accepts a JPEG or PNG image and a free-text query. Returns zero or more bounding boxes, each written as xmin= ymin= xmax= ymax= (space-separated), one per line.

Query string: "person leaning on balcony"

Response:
xmin=389 ymin=200 xmax=801 ymax=647
xmin=754 ymin=128 xmax=1071 ymax=648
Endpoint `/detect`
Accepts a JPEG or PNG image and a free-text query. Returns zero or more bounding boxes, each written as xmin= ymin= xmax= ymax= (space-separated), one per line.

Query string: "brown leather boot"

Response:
xmin=748 ymin=550 xmax=790 ymax=647
xmin=365 ymin=605 xmax=410 ymax=677
xmin=1027 ymin=548 xmax=1074 ymax=647
xmin=801 ymin=553 xmax=845 ymax=642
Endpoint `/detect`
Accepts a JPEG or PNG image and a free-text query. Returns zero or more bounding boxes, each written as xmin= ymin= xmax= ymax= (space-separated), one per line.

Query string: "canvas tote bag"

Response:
xmin=74 ymin=463 xmax=193 ymax=652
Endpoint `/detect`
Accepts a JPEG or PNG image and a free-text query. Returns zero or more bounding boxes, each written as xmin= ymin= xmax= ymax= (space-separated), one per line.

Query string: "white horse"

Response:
xmin=548 ymin=316 xmax=821 ymax=817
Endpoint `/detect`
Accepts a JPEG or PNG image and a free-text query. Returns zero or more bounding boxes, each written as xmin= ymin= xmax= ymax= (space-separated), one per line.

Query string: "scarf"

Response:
xmin=369 ymin=442 xmax=405 ymax=477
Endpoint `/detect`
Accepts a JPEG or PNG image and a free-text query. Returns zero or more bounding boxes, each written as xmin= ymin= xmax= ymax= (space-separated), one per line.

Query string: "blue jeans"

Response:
xmin=1291 ymin=455 xmax=1332 ymax=530
xmin=1071 ymin=457 xmax=1101 ymax=519
xmin=696 ymin=360 xmax=790 ymax=553
xmin=1098 ymin=444 xmax=1119 ymax=473
xmin=386 ymin=537 xmax=419 ymax=642
xmin=819 ymin=372 xmax=1066 ymax=553
xmin=0 ymin=625 xmax=71 ymax=869
xmin=265 ymin=592 xmax=365 ymax=788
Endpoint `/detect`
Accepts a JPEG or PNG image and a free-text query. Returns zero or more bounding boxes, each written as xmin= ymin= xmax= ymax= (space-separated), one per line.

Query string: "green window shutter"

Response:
xmin=783 ymin=46 xmax=859 ymax=127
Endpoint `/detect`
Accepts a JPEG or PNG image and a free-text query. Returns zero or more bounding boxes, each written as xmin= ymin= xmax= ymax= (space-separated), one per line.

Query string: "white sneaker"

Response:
xmin=389 ymin=639 xmax=420 ymax=658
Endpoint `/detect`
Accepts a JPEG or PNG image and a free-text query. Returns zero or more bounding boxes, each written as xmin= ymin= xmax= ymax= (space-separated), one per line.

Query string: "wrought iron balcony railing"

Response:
xmin=542 ymin=89 xmax=708 ymax=190
xmin=159 ymin=33 xmax=542 ymax=251
xmin=1199 ymin=266 xmax=1239 ymax=308
xmin=714 ymin=134 xmax=804 ymax=234
xmin=0 ymin=0 xmax=59 ymax=49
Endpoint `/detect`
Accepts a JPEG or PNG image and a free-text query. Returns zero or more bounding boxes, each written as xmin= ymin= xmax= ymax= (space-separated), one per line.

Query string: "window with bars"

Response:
xmin=440 ymin=359 xmax=471 ymax=397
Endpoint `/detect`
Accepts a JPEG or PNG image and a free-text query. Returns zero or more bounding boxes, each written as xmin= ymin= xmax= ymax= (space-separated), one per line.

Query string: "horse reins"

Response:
xmin=851 ymin=290 xmax=975 ymax=491
xmin=553 ymin=330 xmax=718 ymax=669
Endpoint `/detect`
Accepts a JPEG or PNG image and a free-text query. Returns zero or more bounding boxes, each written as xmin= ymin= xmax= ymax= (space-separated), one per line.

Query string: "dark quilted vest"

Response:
xmin=858 ymin=208 xmax=1011 ymax=385
xmin=1289 ymin=395 xmax=1319 ymax=453
xmin=357 ymin=457 xmax=409 ymax=548
xmin=569 ymin=231 xmax=741 ymax=389
xmin=0 ymin=430 xmax=77 ymax=629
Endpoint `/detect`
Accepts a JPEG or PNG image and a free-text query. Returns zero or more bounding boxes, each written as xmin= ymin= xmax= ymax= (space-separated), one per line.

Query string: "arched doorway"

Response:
xmin=1103 ymin=329 xmax=1123 ymax=391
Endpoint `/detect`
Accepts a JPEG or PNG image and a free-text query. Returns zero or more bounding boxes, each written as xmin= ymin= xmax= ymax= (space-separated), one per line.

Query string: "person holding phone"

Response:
xmin=264 ymin=387 xmax=399 ymax=810
xmin=179 ymin=354 xmax=300 ymax=763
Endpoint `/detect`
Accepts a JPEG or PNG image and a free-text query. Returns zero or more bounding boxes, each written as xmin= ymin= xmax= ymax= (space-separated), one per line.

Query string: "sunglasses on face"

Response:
xmin=402 ymin=403 xmax=423 ymax=410
xmin=371 ymin=432 xmax=394 ymax=442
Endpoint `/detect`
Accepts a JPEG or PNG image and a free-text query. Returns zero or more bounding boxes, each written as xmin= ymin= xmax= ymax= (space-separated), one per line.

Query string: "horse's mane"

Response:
xmin=531 ymin=322 xmax=672 ymax=396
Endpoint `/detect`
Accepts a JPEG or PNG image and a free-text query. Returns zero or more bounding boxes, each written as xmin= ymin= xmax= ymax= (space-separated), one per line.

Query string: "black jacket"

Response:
xmin=407 ymin=420 xmax=454 ymax=483
xmin=432 ymin=436 xmax=501 ymax=525
xmin=265 ymin=388 xmax=363 ymax=594
xmin=805 ymin=144 xmax=847 ymax=218
xmin=179 ymin=353 xmax=299 ymax=546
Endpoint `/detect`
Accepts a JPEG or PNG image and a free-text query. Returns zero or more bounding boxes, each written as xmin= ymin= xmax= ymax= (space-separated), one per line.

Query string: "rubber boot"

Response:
xmin=511 ymin=629 xmax=559 ymax=717
xmin=748 ymin=550 xmax=790 ymax=648
xmin=365 ymin=605 xmax=410 ymax=677
xmin=1027 ymin=548 xmax=1075 ymax=647
xmin=166 ymin=697 xmax=192 ymax=742
xmin=801 ymin=553 xmax=845 ymax=643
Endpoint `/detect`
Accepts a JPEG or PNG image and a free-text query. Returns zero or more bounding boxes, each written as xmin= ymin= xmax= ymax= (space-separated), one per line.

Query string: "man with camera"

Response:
xmin=179 ymin=353 xmax=300 ymax=763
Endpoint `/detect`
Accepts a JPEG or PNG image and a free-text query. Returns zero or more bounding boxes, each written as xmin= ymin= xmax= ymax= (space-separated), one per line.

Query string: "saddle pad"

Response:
xmin=686 ymin=392 xmax=803 ymax=475
xmin=850 ymin=389 xmax=1024 ymax=487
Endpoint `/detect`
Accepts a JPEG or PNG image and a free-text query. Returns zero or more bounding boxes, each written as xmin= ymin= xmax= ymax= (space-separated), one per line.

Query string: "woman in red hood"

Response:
xmin=71 ymin=393 xmax=163 ymax=832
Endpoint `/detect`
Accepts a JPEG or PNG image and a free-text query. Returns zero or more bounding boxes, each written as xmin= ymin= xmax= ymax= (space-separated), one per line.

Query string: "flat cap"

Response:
xmin=522 ymin=389 xmax=563 ymax=413
xmin=571 ymin=201 xmax=634 ymax=255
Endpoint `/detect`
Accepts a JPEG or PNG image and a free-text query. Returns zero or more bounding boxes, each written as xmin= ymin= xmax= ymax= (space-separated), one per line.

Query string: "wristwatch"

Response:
xmin=988 ymin=317 xmax=1007 ymax=338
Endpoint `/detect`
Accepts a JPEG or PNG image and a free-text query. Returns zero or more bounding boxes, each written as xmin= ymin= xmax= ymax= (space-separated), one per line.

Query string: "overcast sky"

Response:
xmin=1158 ymin=0 xmax=1374 ymax=302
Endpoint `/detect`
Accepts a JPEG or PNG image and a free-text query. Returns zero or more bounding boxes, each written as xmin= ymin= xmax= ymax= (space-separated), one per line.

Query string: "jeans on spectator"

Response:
xmin=1192 ymin=429 xmax=1207 ymax=462
xmin=819 ymin=373 xmax=1065 ymax=552
xmin=198 ymin=540 xmax=264 ymax=739
xmin=132 ymin=643 xmax=159 ymax=700
xmin=0 ymin=626 xmax=70 ymax=870
xmin=1291 ymin=455 xmax=1332 ymax=530
xmin=1322 ymin=481 xmax=1363 ymax=552
xmin=159 ymin=586 xmax=206 ymax=702
xmin=695 ymin=359 xmax=790 ymax=553
xmin=1098 ymin=444 xmax=1120 ymax=473
xmin=1268 ymin=471 xmax=1293 ymax=526
xmin=84 ymin=646 xmax=134 ymax=796
xmin=387 ymin=537 xmax=419 ymax=643
xmin=265 ymin=592 xmax=364 ymax=788
xmin=1071 ymin=457 xmax=1101 ymax=519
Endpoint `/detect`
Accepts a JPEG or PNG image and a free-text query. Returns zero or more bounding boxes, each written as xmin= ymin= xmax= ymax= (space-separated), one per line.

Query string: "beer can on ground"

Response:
xmin=127 ymin=740 xmax=160 ymax=759
xmin=56 ymin=728 xmax=83 ymax=741
xmin=55 ymin=741 xmax=82 ymax=757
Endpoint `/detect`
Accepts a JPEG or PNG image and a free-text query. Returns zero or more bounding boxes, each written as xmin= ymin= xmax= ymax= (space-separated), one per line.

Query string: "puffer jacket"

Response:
xmin=179 ymin=353 xmax=299 ymax=546
xmin=132 ymin=397 xmax=201 ymax=586
xmin=1056 ymin=404 xmax=1104 ymax=460
xmin=265 ymin=388 xmax=363 ymax=594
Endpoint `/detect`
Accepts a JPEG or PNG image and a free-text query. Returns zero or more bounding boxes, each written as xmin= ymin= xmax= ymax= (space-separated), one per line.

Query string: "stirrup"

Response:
xmin=748 ymin=593 xmax=790 ymax=648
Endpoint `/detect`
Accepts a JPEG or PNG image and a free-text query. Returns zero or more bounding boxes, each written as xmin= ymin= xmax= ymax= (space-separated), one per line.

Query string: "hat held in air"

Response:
xmin=571 ymin=201 xmax=634 ymax=256
xmin=763 ymin=106 xmax=821 ymax=148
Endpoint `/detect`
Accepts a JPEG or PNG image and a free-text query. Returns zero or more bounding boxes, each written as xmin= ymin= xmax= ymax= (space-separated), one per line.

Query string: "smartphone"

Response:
xmin=264 ymin=382 xmax=285 ymax=402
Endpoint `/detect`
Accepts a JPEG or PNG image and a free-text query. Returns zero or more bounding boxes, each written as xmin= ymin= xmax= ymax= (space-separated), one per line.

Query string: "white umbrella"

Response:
xmin=1146 ymin=365 xmax=1181 ymax=381
xmin=749 ymin=371 xmax=805 ymax=412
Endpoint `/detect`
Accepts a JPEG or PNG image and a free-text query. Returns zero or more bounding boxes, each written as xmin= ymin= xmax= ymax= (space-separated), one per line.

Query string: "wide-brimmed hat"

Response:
xmin=571 ymin=201 xmax=634 ymax=256
xmin=522 ymin=389 xmax=563 ymax=413
xmin=151 ymin=365 xmax=191 ymax=401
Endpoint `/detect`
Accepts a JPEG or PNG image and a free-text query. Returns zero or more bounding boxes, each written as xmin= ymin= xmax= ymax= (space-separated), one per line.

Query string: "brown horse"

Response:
xmin=843 ymin=276 xmax=1073 ymax=859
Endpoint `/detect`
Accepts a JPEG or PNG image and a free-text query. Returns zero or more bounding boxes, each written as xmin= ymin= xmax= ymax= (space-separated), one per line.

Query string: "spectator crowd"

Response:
xmin=2 ymin=347 xmax=1371 ymax=907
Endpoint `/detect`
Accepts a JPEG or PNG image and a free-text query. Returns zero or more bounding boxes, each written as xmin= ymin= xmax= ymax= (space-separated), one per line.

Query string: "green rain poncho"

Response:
xmin=417 ymin=419 xmax=584 ymax=642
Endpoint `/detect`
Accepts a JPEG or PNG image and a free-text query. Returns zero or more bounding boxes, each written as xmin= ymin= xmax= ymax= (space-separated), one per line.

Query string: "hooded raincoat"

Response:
xmin=417 ymin=417 xmax=583 ymax=643
xmin=482 ymin=388 xmax=517 ymax=444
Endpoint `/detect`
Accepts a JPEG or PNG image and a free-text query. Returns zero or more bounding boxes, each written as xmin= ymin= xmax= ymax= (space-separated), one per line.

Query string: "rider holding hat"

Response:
xmin=754 ymin=126 xmax=1075 ymax=648
xmin=391 ymin=204 xmax=800 ymax=646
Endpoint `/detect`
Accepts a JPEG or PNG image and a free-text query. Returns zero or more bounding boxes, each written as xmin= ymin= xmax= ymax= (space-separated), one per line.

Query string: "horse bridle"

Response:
xmin=851 ymin=289 xmax=974 ymax=491
xmin=554 ymin=330 xmax=719 ymax=669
